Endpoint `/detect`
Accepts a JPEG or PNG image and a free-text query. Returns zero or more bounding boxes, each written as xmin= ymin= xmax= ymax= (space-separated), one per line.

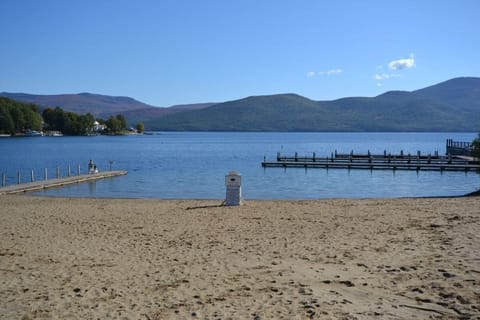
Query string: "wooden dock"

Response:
xmin=0 ymin=171 xmax=128 ymax=195
xmin=262 ymin=152 xmax=480 ymax=172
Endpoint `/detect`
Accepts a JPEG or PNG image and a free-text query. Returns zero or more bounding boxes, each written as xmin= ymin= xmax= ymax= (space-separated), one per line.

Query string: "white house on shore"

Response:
xmin=93 ymin=121 xmax=106 ymax=133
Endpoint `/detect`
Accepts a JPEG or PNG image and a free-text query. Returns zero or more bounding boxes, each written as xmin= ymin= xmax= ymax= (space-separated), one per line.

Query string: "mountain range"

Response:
xmin=0 ymin=92 xmax=215 ymax=126
xmin=1 ymin=77 xmax=479 ymax=131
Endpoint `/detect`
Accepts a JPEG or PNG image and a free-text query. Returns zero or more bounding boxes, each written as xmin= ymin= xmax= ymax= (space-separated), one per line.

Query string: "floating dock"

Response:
xmin=262 ymin=152 xmax=480 ymax=172
xmin=0 ymin=171 xmax=128 ymax=195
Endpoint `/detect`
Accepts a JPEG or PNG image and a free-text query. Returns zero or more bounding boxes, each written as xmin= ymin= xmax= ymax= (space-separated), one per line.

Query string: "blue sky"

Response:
xmin=1 ymin=0 xmax=479 ymax=107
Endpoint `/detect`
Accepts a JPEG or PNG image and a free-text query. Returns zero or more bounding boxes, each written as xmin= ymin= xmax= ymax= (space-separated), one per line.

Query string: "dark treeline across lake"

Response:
xmin=1 ymin=132 xmax=479 ymax=199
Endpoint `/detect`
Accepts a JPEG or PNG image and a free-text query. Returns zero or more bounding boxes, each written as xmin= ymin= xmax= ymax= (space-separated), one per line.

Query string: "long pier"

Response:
xmin=262 ymin=152 xmax=480 ymax=172
xmin=0 ymin=171 xmax=127 ymax=195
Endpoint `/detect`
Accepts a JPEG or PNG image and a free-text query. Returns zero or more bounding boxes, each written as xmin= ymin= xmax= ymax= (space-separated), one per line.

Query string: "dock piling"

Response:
xmin=17 ymin=171 xmax=21 ymax=184
xmin=31 ymin=170 xmax=34 ymax=182
xmin=108 ymin=160 xmax=115 ymax=171
xmin=44 ymin=168 xmax=48 ymax=181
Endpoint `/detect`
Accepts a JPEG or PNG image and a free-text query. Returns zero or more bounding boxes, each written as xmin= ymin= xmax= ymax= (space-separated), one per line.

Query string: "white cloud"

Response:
xmin=374 ymin=73 xmax=389 ymax=80
xmin=373 ymin=73 xmax=401 ymax=80
xmin=388 ymin=54 xmax=415 ymax=70
xmin=307 ymin=68 xmax=343 ymax=77
xmin=319 ymin=68 xmax=343 ymax=76
xmin=373 ymin=54 xmax=414 ymax=88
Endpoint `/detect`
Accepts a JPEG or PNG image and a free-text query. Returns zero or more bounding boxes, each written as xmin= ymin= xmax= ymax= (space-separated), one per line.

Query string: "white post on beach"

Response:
xmin=56 ymin=166 xmax=60 ymax=178
xmin=31 ymin=169 xmax=35 ymax=182
xmin=17 ymin=171 xmax=21 ymax=184
xmin=77 ymin=165 xmax=81 ymax=176
xmin=225 ymin=171 xmax=242 ymax=206
xmin=68 ymin=164 xmax=71 ymax=177
xmin=44 ymin=168 xmax=48 ymax=181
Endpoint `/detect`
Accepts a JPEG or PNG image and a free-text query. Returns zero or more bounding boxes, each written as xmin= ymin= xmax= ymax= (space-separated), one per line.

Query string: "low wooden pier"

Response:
xmin=0 ymin=171 xmax=127 ymax=195
xmin=262 ymin=151 xmax=480 ymax=172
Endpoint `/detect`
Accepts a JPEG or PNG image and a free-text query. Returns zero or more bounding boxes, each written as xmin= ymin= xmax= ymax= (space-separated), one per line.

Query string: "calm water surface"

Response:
xmin=1 ymin=132 xmax=479 ymax=199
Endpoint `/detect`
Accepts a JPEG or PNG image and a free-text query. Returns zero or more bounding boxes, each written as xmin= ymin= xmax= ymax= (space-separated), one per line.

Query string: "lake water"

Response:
xmin=1 ymin=132 xmax=479 ymax=199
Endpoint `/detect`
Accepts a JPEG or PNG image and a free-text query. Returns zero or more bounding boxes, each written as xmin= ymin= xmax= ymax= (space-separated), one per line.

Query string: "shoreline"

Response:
xmin=17 ymin=185 xmax=480 ymax=201
xmin=1 ymin=195 xmax=479 ymax=319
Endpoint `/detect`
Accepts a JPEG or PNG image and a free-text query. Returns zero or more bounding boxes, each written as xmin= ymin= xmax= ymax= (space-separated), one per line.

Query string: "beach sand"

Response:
xmin=1 ymin=195 xmax=479 ymax=319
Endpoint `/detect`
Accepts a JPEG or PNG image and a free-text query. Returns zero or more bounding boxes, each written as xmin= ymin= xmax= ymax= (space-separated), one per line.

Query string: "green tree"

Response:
xmin=136 ymin=122 xmax=145 ymax=133
xmin=104 ymin=114 xmax=128 ymax=134
xmin=0 ymin=97 xmax=43 ymax=133
xmin=42 ymin=107 xmax=65 ymax=131
xmin=10 ymin=107 xmax=26 ymax=132
xmin=0 ymin=105 xmax=14 ymax=134
xmin=116 ymin=114 xmax=127 ymax=130
xmin=105 ymin=116 xmax=122 ymax=133
xmin=42 ymin=107 xmax=58 ymax=130
xmin=82 ymin=113 xmax=95 ymax=133
xmin=24 ymin=104 xmax=42 ymax=131
xmin=42 ymin=107 xmax=95 ymax=135
xmin=473 ymin=133 xmax=480 ymax=159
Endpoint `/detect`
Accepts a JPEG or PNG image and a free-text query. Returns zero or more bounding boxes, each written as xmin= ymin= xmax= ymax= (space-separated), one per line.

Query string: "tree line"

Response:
xmin=0 ymin=97 xmax=144 ymax=135
xmin=473 ymin=134 xmax=480 ymax=158
xmin=42 ymin=107 xmax=96 ymax=135
xmin=0 ymin=97 xmax=42 ymax=134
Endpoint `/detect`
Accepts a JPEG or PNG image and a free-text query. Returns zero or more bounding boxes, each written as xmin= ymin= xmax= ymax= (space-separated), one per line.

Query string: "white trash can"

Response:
xmin=225 ymin=171 xmax=242 ymax=206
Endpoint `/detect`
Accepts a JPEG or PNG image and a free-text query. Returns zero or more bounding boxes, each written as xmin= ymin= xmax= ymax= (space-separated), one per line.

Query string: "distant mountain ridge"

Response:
xmin=0 ymin=92 xmax=154 ymax=118
xmin=2 ymin=77 xmax=479 ymax=131
xmin=0 ymin=92 xmax=216 ymax=124
xmin=145 ymin=77 xmax=480 ymax=131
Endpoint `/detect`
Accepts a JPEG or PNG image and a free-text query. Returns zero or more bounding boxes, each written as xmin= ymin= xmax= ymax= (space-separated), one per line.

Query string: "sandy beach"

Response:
xmin=1 ymin=195 xmax=479 ymax=319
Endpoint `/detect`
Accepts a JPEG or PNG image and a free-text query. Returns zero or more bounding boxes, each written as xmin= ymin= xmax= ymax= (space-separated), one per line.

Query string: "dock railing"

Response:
xmin=0 ymin=164 xmax=127 ymax=195
xmin=446 ymin=139 xmax=473 ymax=156
xmin=1 ymin=162 xmax=121 ymax=188
xmin=1 ymin=164 xmax=84 ymax=187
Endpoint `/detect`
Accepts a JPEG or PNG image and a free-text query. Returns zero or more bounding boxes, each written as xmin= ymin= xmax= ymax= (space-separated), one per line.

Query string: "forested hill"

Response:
xmin=145 ymin=77 xmax=480 ymax=132
xmin=0 ymin=92 xmax=215 ymax=126
xmin=2 ymin=77 xmax=480 ymax=131
xmin=0 ymin=92 xmax=154 ymax=118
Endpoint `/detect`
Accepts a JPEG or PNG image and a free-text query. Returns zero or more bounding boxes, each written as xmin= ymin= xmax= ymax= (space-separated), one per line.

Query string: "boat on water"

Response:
xmin=24 ymin=130 xmax=44 ymax=137
xmin=44 ymin=131 xmax=64 ymax=137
